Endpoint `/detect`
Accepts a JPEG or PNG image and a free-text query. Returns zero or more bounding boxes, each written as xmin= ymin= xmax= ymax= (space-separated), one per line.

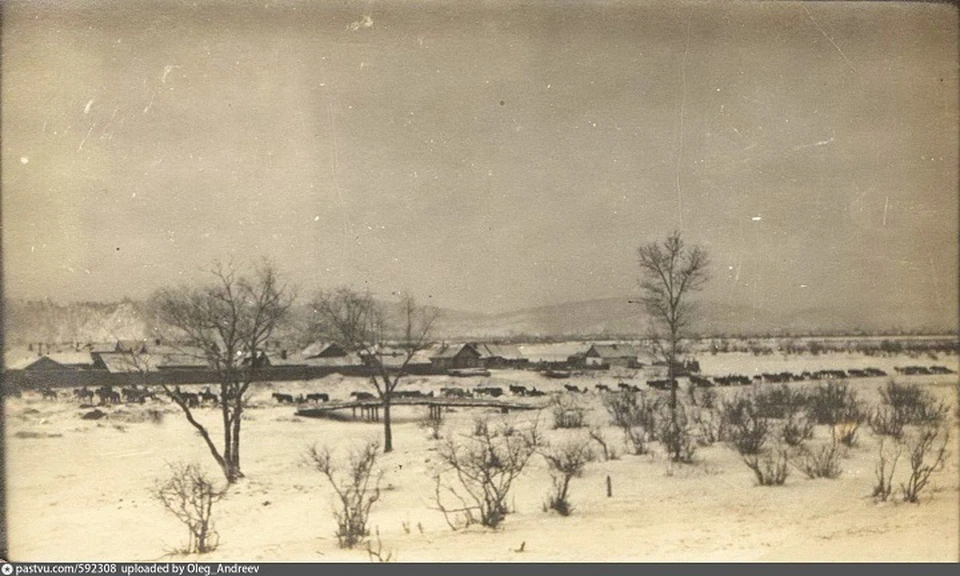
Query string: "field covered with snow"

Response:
xmin=5 ymin=351 xmax=959 ymax=562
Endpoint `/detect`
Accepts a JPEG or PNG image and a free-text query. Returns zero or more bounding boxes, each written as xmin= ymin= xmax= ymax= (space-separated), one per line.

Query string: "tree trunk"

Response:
xmin=668 ymin=334 xmax=679 ymax=462
xmin=383 ymin=395 xmax=393 ymax=453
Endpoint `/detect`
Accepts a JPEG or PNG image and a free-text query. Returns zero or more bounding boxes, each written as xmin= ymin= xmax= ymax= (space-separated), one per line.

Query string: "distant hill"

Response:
xmin=3 ymin=295 xmax=953 ymax=346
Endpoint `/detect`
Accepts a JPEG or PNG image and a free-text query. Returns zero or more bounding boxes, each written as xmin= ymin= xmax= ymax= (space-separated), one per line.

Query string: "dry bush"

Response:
xmin=833 ymin=419 xmax=861 ymax=448
xmin=808 ymin=380 xmax=864 ymax=426
xmin=419 ymin=415 xmax=443 ymax=440
xmin=721 ymin=395 xmax=770 ymax=455
xmin=690 ymin=405 xmax=721 ymax=446
xmin=742 ymin=444 xmax=790 ymax=486
xmin=551 ymin=394 xmax=588 ymax=429
xmin=869 ymin=405 xmax=905 ymax=440
xmin=792 ymin=440 xmax=844 ymax=479
xmin=306 ymin=441 xmax=383 ymax=548
xmin=694 ymin=387 xmax=717 ymax=410
xmin=602 ymin=391 xmax=659 ymax=455
xmin=366 ymin=526 xmax=394 ymax=563
xmin=154 ymin=462 xmax=227 ymax=554
xmin=780 ymin=412 xmax=815 ymax=447
xmin=433 ymin=417 xmax=542 ymax=529
xmin=900 ymin=426 xmax=950 ymax=503
xmin=541 ymin=437 xmax=595 ymax=516
xmin=873 ymin=436 xmax=902 ymax=502
xmin=880 ymin=380 xmax=949 ymax=427
xmin=588 ymin=427 xmax=620 ymax=461
xmin=753 ymin=384 xmax=808 ymax=420
xmin=656 ymin=402 xmax=697 ymax=463
xmin=472 ymin=416 xmax=489 ymax=437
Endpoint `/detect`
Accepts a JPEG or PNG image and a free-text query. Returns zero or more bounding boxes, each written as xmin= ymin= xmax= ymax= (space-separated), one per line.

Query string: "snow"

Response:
xmin=5 ymin=352 xmax=958 ymax=561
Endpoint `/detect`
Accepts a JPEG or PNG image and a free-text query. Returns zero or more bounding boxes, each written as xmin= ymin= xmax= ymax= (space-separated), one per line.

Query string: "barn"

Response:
xmin=430 ymin=343 xmax=483 ymax=370
xmin=582 ymin=344 xmax=640 ymax=368
xmin=430 ymin=343 xmax=527 ymax=370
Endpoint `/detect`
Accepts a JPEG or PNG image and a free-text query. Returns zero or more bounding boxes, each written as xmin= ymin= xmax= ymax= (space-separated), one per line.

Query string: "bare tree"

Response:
xmin=151 ymin=260 xmax=293 ymax=483
xmin=308 ymin=289 xmax=438 ymax=453
xmin=635 ymin=231 xmax=709 ymax=461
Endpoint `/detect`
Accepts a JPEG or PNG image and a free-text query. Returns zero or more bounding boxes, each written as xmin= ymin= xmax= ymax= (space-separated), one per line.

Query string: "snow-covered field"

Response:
xmin=5 ymin=353 xmax=959 ymax=562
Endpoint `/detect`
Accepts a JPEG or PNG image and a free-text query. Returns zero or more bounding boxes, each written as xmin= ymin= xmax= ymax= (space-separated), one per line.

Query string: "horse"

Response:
xmin=199 ymin=389 xmax=220 ymax=405
xmin=306 ymin=393 xmax=329 ymax=403
xmin=74 ymin=387 xmax=95 ymax=403
xmin=509 ymin=384 xmax=528 ymax=396
xmin=350 ymin=391 xmax=376 ymax=401
xmin=272 ymin=392 xmax=295 ymax=404
xmin=97 ymin=389 xmax=121 ymax=405
xmin=41 ymin=387 xmax=59 ymax=401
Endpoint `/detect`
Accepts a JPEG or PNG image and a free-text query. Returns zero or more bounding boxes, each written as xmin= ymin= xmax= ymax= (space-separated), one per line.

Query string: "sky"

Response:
xmin=2 ymin=0 xmax=957 ymax=319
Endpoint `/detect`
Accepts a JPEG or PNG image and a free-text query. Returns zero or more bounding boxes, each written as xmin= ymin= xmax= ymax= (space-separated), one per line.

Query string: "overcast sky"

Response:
xmin=2 ymin=0 xmax=957 ymax=318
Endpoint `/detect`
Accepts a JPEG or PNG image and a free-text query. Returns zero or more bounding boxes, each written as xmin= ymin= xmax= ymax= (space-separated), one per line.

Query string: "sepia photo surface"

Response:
xmin=1 ymin=0 xmax=958 ymax=562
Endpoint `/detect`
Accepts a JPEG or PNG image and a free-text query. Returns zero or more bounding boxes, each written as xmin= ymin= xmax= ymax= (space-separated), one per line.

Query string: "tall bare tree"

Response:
xmin=308 ymin=289 xmax=437 ymax=453
xmin=152 ymin=260 xmax=293 ymax=483
xmin=636 ymin=231 xmax=709 ymax=459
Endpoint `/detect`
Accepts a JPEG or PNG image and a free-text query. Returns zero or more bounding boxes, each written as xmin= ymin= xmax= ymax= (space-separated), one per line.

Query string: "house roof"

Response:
xmin=302 ymin=341 xmax=349 ymax=358
xmin=475 ymin=343 xmax=524 ymax=360
xmin=430 ymin=344 xmax=480 ymax=360
xmin=155 ymin=347 xmax=210 ymax=369
xmin=302 ymin=354 xmax=362 ymax=368
xmin=265 ymin=351 xmax=309 ymax=367
xmin=22 ymin=352 xmax=94 ymax=370
xmin=94 ymin=352 xmax=160 ymax=373
xmin=586 ymin=344 xmax=639 ymax=359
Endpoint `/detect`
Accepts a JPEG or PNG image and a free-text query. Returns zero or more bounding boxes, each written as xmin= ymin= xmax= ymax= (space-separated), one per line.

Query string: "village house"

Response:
xmin=429 ymin=343 xmax=528 ymax=370
xmin=581 ymin=344 xmax=641 ymax=368
xmin=20 ymin=351 xmax=95 ymax=371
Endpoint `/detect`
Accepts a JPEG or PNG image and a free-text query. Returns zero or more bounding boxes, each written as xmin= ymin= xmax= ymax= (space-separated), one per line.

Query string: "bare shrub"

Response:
xmin=419 ymin=416 xmax=443 ymax=440
xmin=690 ymin=405 xmax=721 ymax=446
xmin=154 ymin=462 xmax=227 ymax=554
xmin=588 ymin=427 xmax=619 ymax=461
xmin=306 ymin=441 xmax=383 ymax=548
xmin=541 ymin=437 xmax=595 ymax=516
xmin=551 ymin=394 xmax=588 ymax=429
xmin=869 ymin=405 xmax=905 ymax=440
xmin=694 ymin=387 xmax=717 ymax=410
xmin=366 ymin=526 xmax=394 ymax=563
xmin=883 ymin=380 xmax=950 ymax=428
xmin=742 ymin=444 xmax=790 ymax=486
xmin=808 ymin=380 xmax=863 ymax=426
xmin=722 ymin=395 xmax=769 ymax=455
xmin=602 ymin=391 xmax=659 ymax=455
xmin=656 ymin=402 xmax=696 ymax=463
xmin=900 ymin=426 xmax=950 ymax=503
xmin=873 ymin=436 xmax=901 ymax=502
xmin=833 ymin=419 xmax=861 ymax=448
xmin=753 ymin=384 xmax=807 ymax=420
xmin=780 ymin=412 xmax=815 ymax=447
xmin=472 ymin=416 xmax=489 ymax=437
xmin=433 ymin=418 xmax=541 ymax=529
xmin=792 ymin=439 xmax=844 ymax=479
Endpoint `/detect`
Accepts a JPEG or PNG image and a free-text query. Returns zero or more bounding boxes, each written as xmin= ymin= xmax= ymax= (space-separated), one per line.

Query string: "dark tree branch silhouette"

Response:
xmin=151 ymin=260 xmax=293 ymax=483
xmin=308 ymin=289 xmax=438 ymax=453
xmin=635 ymin=231 xmax=709 ymax=461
